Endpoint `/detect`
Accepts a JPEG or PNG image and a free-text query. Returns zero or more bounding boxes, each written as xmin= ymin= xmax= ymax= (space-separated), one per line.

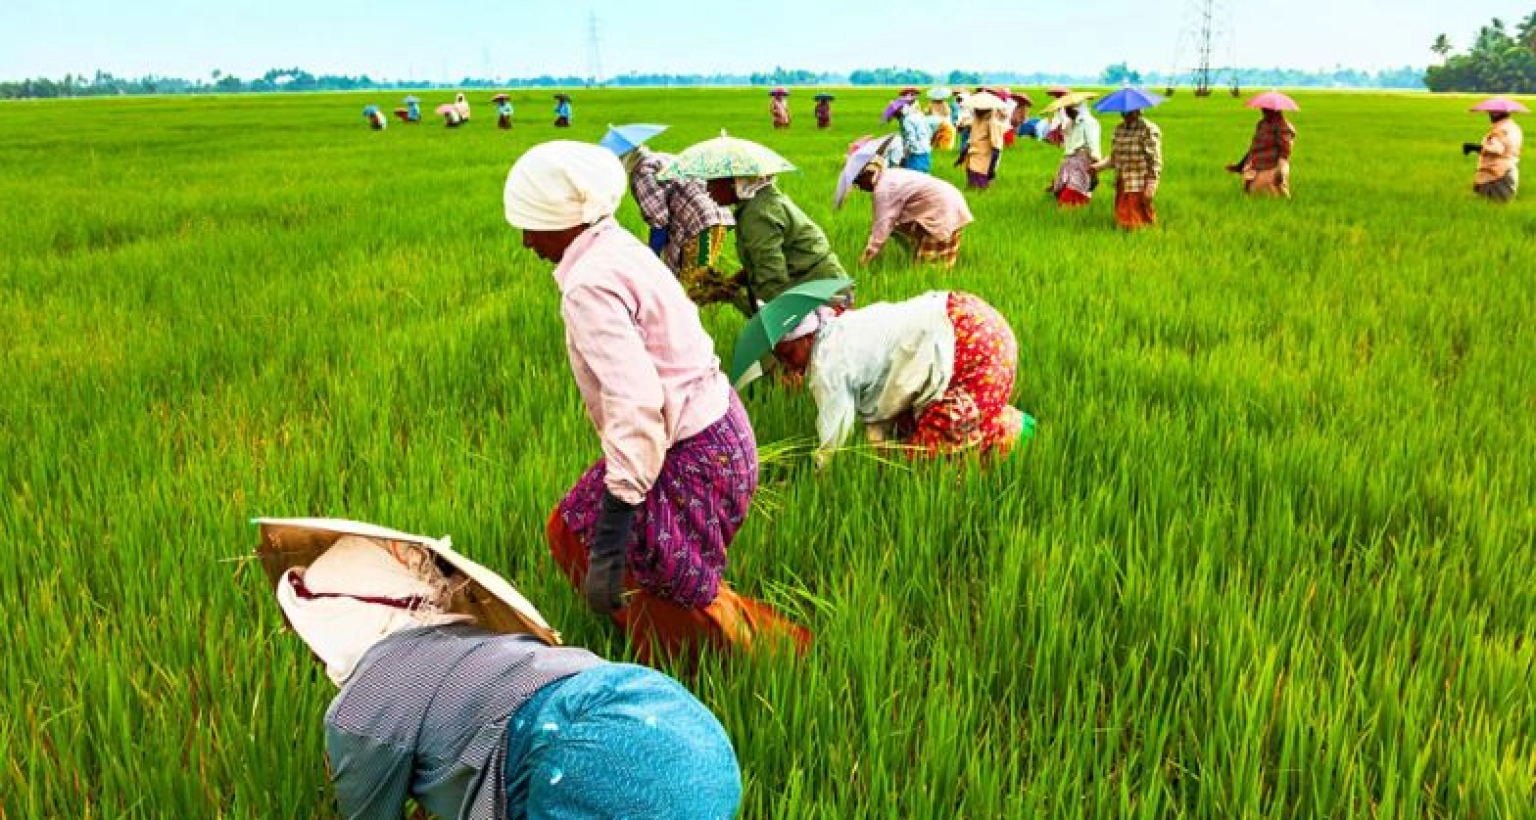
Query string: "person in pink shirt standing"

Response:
xmin=841 ymin=152 xmax=974 ymax=269
xmin=503 ymin=141 xmax=811 ymax=663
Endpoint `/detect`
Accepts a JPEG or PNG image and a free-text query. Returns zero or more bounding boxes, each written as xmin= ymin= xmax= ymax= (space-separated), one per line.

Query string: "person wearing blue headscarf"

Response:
xmin=362 ymin=105 xmax=387 ymax=130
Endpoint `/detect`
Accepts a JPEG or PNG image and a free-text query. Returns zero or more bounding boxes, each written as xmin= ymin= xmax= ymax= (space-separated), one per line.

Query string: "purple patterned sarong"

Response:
xmin=557 ymin=392 xmax=757 ymax=609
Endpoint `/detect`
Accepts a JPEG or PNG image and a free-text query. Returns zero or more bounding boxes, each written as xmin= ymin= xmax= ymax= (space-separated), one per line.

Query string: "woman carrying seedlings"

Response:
xmin=273 ymin=530 xmax=742 ymax=820
xmin=503 ymin=141 xmax=811 ymax=662
xmin=704 ymin=172 xmax=849 ymax=315
xmin=767 ymin=289 xmax=1030 ymax=469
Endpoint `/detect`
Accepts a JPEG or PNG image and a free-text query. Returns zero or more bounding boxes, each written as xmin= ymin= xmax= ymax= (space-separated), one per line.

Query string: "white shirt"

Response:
xmin=807 ymin=292 xmax=956 ymax=462
xmin=1062 ymin=110 xmax=1103 ymax=161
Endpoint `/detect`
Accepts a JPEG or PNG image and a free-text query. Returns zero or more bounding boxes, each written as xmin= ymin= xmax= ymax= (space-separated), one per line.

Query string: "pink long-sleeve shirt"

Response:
xmin=865 ymin=168 xmax=974 ymax=257
xmin=552 ymin=219 xmax=731 ymax=505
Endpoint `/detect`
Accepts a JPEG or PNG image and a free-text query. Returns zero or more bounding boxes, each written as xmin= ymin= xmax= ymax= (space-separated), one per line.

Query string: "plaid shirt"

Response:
xmin=1247 ymin=116 xmax=1296 ymax=170
xmin=1107 ymin=117 xmax=1163 ymax=193
xmin=631 ymin=150 xmax=734 ymax=273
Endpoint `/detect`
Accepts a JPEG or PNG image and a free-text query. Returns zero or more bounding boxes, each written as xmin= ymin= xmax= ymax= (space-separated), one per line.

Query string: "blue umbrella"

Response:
xmin=599 ymin=123 xmax=669 ymax=157
xmin=1094 ymin=86 xmax=1166 ymax=114
xmin=362 ymin=105 xmax=380 ymax=117
xmin=403 ymin=95 xmax=419 ymax=104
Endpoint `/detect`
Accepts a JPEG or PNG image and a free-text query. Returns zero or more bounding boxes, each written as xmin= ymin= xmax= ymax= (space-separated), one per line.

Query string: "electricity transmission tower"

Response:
xmin=587 ymin=11 xmax=604 ymax=87
xmin=1194 ymin=0 xmax=1216 ymax=95
xmin=1164 ymin=0 xmax=1238 ymax=97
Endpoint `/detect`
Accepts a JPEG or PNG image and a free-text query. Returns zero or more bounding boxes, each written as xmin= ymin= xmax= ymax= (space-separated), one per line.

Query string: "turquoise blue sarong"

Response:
xmin=505 ymin=664 xmax=741 ymax=820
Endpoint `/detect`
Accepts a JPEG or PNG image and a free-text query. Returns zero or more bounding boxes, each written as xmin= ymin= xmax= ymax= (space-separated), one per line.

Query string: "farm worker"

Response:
xmin=553 ymin=93 xmax=572 ymax=127
xmin=362 ymin=104 xmax=387 ymax=131
xmin=1227 ymin=108 xmax=1296 ymax=197
xmin=1048 ymin=101 xmax=1103 ymax=207
xmin=930 ymin=115 xmax=957 ymax=151
xmin=275 ymin=533 xmax=742 ymax=820
xmin=404 ymin=95 xmax=422 ymax=122
xmin=885 ymin=100 xmax=934 ymax=173
xmin=956 ymin=93 xmax=1008 ymax=190
xmin=493 ymin=93 xmax=514 ymax=129
xmin=705 ymin=173 xmax=849 ymax=316
xmin=454 ymin=92 xmax=472 ymax=122
xmin=1013 ymin=93 xmax=1038 ymax=139
xmin=1466 ymin=110 xmax=1523 ymax=203
xmin=769 ymin=290 xmax=1031 ymax=469
xmin=927 ymin=92 xmax=950 ymax=119
xmin=1093 ymin=109 xmax=1163 ymax=229
xmin=602 ymin=128 xmax=737 ymax=305
xmin=814 ymin=94 xmax=834 ymax=128
xmin=503 ymin=141 xmax=812 ymax=662
xmin=847 ymin=157 xmax=973 ymax=268
xmin=1044 ymin=87 xmax=1072 ymax=144
xmin=770 ymin=88 xmax=791 ymax=128
xmin=954 ymin=92 xmax=973 ymax=153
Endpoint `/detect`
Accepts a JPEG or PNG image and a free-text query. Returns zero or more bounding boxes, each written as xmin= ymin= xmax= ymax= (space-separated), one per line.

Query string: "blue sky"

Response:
xmin=0 ymin=0 xmax=1526 ymax=82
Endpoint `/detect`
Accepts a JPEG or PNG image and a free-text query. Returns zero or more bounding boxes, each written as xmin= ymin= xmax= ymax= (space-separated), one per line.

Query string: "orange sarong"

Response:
xmin=547 ymin=512 xmax=811 ymax=664
xmin=1114 ymin=188 xmax=1157 ymax=230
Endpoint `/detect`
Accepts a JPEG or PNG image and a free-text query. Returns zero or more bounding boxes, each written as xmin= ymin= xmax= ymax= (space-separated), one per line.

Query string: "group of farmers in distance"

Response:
xmin=277 ymin=84 xmax=1527 ymax=820
xmin=364 ymin=83 xmax=1526 ymax=208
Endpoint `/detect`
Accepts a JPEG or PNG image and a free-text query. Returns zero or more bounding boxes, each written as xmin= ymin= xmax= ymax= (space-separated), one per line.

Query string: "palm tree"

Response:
xmin=1518 ymin=12 xmax=1536 ymax=53
xmin=1431 ymin=34 xmax=1453 ymax=62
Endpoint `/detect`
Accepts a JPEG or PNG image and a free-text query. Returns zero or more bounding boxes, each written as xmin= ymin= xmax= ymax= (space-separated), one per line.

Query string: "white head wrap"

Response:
xmin=276 ymin=535 xmax=471 ymax=686
xmin=781 ymin=306 xmax=834 ymax=344
xmin=734 ymin=176 xmax=776 ymax=200
xmin=504 ymin=141 xmax=627 ymax=231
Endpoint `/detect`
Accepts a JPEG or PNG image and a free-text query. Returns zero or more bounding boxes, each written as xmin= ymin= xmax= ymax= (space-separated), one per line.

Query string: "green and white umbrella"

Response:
xmin=656 ymin=130 xmax=797 ymax=181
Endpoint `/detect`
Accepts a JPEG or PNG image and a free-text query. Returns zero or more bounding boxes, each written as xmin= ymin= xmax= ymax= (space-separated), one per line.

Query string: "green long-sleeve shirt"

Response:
xmin=734 ymin=185 xmax=846 ymax=312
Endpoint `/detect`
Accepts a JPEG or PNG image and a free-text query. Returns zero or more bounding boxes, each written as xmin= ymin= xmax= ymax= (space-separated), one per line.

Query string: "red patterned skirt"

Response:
xmin=906 ymin=292 xmax=1024 ymax=455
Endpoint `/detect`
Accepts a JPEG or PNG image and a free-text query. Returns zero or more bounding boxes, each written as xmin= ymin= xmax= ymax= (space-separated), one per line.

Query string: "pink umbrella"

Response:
xmin=1246 ymin=91 xmax=1299 ymax=112
xmin=435 ymin=103 xmax=456 ymax=115
xmin=1470 ymin=96 xmax=1530 ymax=114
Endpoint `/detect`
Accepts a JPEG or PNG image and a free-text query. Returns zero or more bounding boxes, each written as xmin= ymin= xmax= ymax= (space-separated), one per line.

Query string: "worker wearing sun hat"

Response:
xmin=274 ymin=531 xmax=742 ymax=820
xmin=504 ymin=140 xmax=811 ymax=664
xmin=1465 ymin=99 xmax=1524 ymax=202
xmin=844 ymin=153 xmax=973 ymax=268
xmin=601 ymin=125 xmax=737 ymax=305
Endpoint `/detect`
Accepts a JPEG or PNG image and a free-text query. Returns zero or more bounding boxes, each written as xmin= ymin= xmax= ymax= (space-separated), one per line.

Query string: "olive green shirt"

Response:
xmin=734 ymin=185 xmax=846 ymax=312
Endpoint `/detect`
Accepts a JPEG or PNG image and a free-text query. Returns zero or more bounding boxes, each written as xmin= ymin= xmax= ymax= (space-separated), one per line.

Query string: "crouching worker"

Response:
xmin=769 ymin=290 xmax=1033 ymax=469
xmin=261 ymin=520 xmax=742 ymax=820
xmin=362 ymin=105 xmax=387 ymax=130
xmin=503 ymin=141 xmax=812 ymax=664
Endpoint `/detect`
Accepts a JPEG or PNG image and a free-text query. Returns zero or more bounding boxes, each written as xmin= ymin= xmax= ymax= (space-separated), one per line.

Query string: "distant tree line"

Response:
xmin=0 ymin=62 xmax=1424 ymax=100
xmin=1425 ymin=12 xmax=1536 ymax=92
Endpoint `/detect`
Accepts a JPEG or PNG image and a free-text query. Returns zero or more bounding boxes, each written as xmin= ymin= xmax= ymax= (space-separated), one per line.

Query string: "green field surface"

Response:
xmin=2 ymin=88 xmax=1533 ymax=818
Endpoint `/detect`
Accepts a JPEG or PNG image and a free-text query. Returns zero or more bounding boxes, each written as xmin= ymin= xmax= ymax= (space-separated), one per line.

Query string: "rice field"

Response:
xmin=2 ymin=87 xmax=1533 ymax=819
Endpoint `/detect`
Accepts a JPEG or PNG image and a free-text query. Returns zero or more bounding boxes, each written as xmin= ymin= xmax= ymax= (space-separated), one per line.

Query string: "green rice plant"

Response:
xmin=1 ymin=87 xmax=1532 ymax=818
